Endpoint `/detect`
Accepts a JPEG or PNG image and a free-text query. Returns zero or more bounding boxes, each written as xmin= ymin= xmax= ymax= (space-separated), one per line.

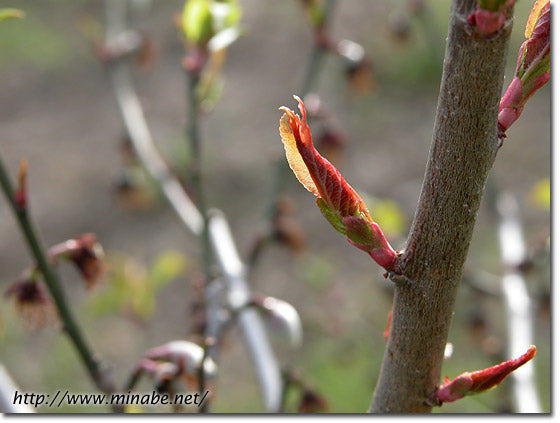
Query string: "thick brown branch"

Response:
xmin=370 ymin=0 xmax=513 ymax=412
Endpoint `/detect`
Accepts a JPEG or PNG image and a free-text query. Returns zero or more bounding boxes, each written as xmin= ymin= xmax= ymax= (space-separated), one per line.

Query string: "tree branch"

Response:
xmin=370 ymin=0 xmax=514 ymax=412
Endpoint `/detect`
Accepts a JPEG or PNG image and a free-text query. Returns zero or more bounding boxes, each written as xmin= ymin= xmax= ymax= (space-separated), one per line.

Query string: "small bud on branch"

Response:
xmin=470 ymin=1 xmax=516 ymax=35
xmin=431 ymin=345 xmax=537 ymax=406
xmin=279 ymin=96 xmax=400 ymax=273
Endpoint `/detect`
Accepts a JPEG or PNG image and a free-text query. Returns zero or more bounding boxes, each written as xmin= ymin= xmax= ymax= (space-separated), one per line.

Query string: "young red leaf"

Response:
xmin=432 ymin=345 xmax=537 ymax=405
xmin=279 ymin=96 xmax=399 ymax=272
xmin=498 ymin=1 xmax=549 ymax=136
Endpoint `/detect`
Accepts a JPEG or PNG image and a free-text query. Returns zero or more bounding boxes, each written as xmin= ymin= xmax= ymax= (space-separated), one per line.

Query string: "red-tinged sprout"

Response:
xmin=4 ymin=272 xmax=57 ymax=330
xmin=14 ymin=159 xmax=27 ymax=211
xmin=473 ymin=7 xmax=506 ymax=34
xmin=48 ymin=234 xmax=105 ymax=290
xmin=498 ymin=77 xmax=524 ymax=133
xmin=279 ymin=96 xmax=400 ymax=274
xmin=498 ymin=1 xmax=549 ymax=136
xmin=432 ymin=345 xmax=537 ymax=406
xmin=470 ymin=1 xmax=517 ymax=35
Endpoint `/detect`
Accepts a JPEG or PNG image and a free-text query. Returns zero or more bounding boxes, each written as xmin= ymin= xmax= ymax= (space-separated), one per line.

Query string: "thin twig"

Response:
xmin=103 ymin=1 xmax=282 ymax=412
xmin=184 ymin=51 xmax=213 ymax=413
xmin=0 ymin=153 xmax=119 ymax=410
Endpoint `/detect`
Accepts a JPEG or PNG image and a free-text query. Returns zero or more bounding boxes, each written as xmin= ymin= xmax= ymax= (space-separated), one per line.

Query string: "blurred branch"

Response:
xmin=494 ymin=191 xmax=541 ymax=413
xmin=0 ymin=153 xmax=119 ymax=410
xmin=102 ymin=0 xmax=282 ymax=412
xmin=183 ymin=34 xmax=211 ymax=414
xmin=208 ymin=209 xmax=283 ymax=411
xmin=0 ymin=363 xmax=33 ymax=413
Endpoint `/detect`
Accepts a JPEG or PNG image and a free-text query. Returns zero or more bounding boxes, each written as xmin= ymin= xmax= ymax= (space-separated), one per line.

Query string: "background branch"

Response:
xmin=103 ymin=0 xmax=282 ymax=412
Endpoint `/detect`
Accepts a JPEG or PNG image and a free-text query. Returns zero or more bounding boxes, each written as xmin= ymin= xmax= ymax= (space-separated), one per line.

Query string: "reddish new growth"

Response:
xmin=432 ymin=345 xmax=537 ymax=406
xmin=279 ymin=96 xmax=400 ymax=273
xmin=469 ymin=1 xmax=517 ymax=35
xmin=498 ymin=0 xmax=550 ymax=137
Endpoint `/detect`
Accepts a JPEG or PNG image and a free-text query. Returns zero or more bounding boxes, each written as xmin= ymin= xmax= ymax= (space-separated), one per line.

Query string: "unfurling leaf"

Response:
xmin=279 ymin=96 xmax=399 ymax=272
xmin=498 ymin=1 xmax=549 ymax=136
xmin=432 ymin=345 xmax=537 ymax=405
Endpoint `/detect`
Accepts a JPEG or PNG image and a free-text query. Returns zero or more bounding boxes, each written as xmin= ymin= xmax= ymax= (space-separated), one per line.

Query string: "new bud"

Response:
xmin=432 ymin=345 xmax=537 ymax=405
xmin=279 ymin=96 xmax=400 ymax=274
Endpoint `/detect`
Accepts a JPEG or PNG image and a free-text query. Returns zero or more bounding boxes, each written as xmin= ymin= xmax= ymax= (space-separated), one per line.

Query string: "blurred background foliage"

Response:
xmin=0 ymin=0 xmax=549 ymax=413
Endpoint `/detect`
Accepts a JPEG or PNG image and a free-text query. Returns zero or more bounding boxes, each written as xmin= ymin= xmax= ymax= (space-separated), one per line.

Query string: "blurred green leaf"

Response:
xmin=0 ymin=8 xmax=24 ymax=22
xmin=361 ymin=194 xmax=407 ymax=238
xmin=182 ymin=0 xmax=213 ymax=45
xmin=148 ymin=250 xmax=189 ymax=290
xmin=181 ymin=0 xmax=242 ymax=46
xmin=530 ymin=178 xmax=550 ymax=210
xmin=87 ymin=250 xmax=188 ymax=319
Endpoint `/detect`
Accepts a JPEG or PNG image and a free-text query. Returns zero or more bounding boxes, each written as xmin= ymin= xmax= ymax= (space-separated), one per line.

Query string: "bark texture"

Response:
xmin=370 ymin=0 xmax=513 ymax=413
